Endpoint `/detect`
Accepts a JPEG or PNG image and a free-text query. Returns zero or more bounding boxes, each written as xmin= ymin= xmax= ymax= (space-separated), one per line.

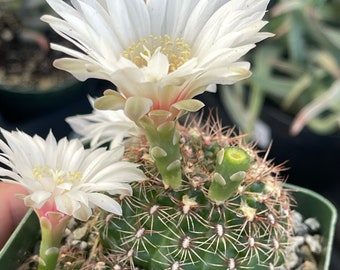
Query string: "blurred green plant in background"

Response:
xmin=220 ymin=0 xmax=340 ymax=144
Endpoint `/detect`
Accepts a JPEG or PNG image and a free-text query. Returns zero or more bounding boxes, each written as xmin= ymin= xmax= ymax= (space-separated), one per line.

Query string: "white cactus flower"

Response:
xmin=0 ymin=129 xmax=145 ymax=221
xmin=66 ymin=96 xmax=140 ymax=149
xmin=42 ymin=0 xmax=272 ymax=123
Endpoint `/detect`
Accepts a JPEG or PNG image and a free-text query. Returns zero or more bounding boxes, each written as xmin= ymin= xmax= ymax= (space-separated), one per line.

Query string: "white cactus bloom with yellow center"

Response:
xmin=0 ymin=129 xmax=145 ymax=221
xmin=42 ymin=0 xmax=271 ymax=123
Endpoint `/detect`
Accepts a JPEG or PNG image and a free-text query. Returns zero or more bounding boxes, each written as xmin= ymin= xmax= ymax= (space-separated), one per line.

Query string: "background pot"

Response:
xmin=0 ymin=79 xmax=86 ymax=121
xmin=260 ymin=102 xmax=340 ymax=191
xmin=0 ymin=184 xmax=337 ymax=270
xmin=285 ymin=183 xmax=338 ymax=270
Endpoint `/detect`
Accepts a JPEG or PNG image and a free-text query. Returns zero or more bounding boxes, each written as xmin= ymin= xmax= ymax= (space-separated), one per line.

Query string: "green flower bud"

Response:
xmin=209 ymin=146 xmax=251 ymax=203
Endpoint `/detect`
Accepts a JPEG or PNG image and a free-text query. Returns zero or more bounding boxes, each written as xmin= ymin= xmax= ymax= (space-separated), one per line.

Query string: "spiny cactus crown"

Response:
xmin=96 ymin=119 xmax=293 ymax=270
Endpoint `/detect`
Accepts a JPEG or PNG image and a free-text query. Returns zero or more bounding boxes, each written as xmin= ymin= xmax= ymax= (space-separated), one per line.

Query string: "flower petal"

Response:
xmin=124 ymin=97 xmax=153 ymax=121
xmin=94 ymin=90 xmax=127 ymax=111
xmin=25 ymin=191 xmax=51 ymax=208
xmin=87 ymin=192 xmax=123 ymax=216
xmin=171 ymin=99 xmax=205 ymax=112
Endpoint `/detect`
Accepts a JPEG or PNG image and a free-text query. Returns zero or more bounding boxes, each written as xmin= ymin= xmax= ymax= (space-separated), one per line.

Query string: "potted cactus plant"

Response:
xmin=0 ymin=0 xmax=337 ymax=269
xmin=0 ymin=120 xmax=337 ymax=269
xmin=0 ymin=112 xmax=337 ymax=269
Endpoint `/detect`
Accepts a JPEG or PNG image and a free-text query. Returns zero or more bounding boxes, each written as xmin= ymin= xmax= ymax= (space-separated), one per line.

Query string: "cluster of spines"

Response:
xmin=98 ymin=121 xmax=292 ymax=270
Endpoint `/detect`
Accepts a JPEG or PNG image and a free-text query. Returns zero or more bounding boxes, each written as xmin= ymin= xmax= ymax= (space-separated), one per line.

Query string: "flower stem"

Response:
xmin=141 ymin=119 xmax=182 ymax=189
xmin=37 ymin=212 xmax=71 ymax=270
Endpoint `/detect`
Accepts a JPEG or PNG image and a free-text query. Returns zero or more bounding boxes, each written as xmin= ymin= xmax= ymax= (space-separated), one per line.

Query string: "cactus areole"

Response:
xmin=100 ymin=123 xmax=292 ymax=270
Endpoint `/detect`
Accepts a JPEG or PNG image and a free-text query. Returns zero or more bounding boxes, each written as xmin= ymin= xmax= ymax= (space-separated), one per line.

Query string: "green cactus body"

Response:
xmin=100 ymin=124 xmax=292 ymax=270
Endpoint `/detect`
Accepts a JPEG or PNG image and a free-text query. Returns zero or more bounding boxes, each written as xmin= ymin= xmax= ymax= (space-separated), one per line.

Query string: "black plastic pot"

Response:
xmin=0 ymin=78 xmax=86 ymax=121
xmin=260 ymin=101 xmax=340 ymax=191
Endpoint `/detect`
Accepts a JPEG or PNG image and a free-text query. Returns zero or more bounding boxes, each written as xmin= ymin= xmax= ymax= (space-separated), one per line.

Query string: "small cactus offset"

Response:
xmin=99 ymin=118 xmax=293 ymax=270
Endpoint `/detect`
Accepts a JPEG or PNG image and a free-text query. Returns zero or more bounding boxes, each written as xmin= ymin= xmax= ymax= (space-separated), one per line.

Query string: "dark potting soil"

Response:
xmin=0 ymin=10 xmax=74 ymax=91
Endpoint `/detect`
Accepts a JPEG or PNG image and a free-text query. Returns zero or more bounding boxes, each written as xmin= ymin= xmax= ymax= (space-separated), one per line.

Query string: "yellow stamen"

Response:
xmin=33 ymin=164 xmax=82 ymax=185
xmin=123 ymin=34 xmax=191 ymax=73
